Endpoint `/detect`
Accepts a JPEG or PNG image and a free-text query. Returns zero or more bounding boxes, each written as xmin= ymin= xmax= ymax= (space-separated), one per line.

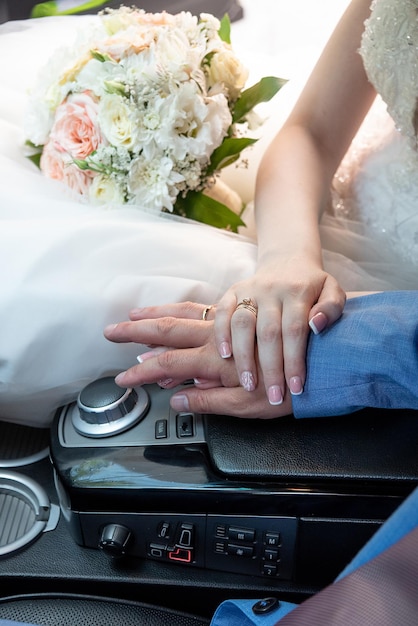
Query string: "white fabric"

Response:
xmin=0 ymin=0 xmax=417 ymax=426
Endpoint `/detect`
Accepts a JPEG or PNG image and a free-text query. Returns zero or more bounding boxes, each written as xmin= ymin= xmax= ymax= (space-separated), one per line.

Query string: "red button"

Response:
xmin=168 ymin=547 xmax=192 ymax=563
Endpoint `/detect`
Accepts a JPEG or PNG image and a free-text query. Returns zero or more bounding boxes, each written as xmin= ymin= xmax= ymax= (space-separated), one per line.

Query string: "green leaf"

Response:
xmin=218 ymin=14 xmax=231 ymax=44
xmin=174 ymin=190 xmax=245 ymax=232
xmin=31 ymin=0 xmax=107 ymax=17
xmin=104 ymin=80 xmax=128 ymax=97
xmin=30 ymin=2 xmax=58 ymax=17
xmin=24 ymin=140 xmax=43 ymax=169
xmin=27 ymin=153 xmax=42 ymax=168
xmin=232 ymin=76 xmax=287 ymax=123
xmin=207 ymin=136 xmax=257 ymax=174
xmin=90 ymin=49 xmax=115 ymax=64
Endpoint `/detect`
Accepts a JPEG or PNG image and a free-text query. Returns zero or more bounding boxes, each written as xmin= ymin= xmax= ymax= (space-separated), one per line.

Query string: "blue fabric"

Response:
xmin=336 ymin=485 xmax=418 ymax=579
xmin=292 ymin=291 xmax=418 ymax=417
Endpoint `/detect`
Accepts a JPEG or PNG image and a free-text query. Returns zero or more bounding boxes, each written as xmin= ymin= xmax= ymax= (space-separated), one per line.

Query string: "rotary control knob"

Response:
xmin=99 ymin=523 xmax=132 ymax=558
xmin=71 ymin=376 xmax=150 ymax=437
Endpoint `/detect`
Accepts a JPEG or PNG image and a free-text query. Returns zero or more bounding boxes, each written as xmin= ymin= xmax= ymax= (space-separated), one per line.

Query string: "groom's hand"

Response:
xmin=104 ymin=308 xmax=293 ymax=419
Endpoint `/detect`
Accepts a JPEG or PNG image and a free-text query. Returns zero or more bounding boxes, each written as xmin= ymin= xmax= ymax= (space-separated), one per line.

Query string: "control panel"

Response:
xmin=79 ymin=512 xmax=298 ymax=579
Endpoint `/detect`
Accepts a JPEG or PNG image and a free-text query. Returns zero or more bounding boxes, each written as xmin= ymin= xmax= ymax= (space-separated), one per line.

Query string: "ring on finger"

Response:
xmin=202 ymin=305 xmax=213 ymax=321
xmin=235 ymin=298 xmax=258 ymax=317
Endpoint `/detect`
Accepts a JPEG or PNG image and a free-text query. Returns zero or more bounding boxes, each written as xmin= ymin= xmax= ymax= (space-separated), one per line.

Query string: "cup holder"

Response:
xmin=0 ymin=421 xmax=49 ymax=468
xmin=0 ymin=471 xmax=59 ymax=557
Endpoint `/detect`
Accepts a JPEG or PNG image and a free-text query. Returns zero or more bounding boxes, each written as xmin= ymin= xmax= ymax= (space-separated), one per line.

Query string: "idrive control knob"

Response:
xmin=71 ymin=376 xmax=150 ymax=437
xmin=99 ymin=523 xmax=132 ymax=558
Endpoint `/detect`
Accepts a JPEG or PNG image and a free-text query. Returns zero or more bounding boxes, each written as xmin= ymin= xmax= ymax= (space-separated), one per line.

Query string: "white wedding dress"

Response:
xmin=0 ymin=0 xmax=417 ymax=426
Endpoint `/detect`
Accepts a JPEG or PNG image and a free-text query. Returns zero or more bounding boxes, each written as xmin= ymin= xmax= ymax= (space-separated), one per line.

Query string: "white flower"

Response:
xmin=155 ymin=82 xmax=231 ymax=163
xmin=128 ymin=149 xmax=184 ymax=212
xmin=24 ymin=6 xmax=260 ymax=229
xmin=206 ymin=47 xmax=249 ymax=99
xmin=98 ymin=93 xmax=139 ymax=150
xmin=76 ymin=58 xmax=124 ymax=99
xmin=89 ymin=174 xmax=126 ymax=205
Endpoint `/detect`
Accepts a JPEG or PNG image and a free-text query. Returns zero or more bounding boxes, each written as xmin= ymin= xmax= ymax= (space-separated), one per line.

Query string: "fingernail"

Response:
xmin=114 ymin=371 xmax=127 ymax=385
xmin=137 ymin=351 xmax=156 ymax=363
xmin=268 ymin=385 xmax=283 ymax=405
xmin=220 ymin=341 xmax=232 ymax=359
xmin=240 ymin=371 xmax=255 ymax=392
xmin=137 ymin=347 xmax=168 ymax=363
xmin=171 ymin=394 xmax=189 ymax=411
xmin=289 ymin=376 xmax=303 ymax=395
xmin=158 ymin=378 xmax=173 ymax=388
xmin=130 ymin=308 xmax=143 ymax=316
xmin=309 ymin=312 xmax=328 ymax=335
xmin=104 ymin=323 xmax=118 ymax=334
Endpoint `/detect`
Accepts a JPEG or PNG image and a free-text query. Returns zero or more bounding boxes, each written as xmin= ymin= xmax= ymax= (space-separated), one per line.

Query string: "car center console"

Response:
xmin=49 ymin=377 xmax=418 ymax=587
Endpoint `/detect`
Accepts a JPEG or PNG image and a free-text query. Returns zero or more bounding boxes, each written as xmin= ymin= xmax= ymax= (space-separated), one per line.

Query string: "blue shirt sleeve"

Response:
xmin=292 ymin=291 xmax=418 ymax=418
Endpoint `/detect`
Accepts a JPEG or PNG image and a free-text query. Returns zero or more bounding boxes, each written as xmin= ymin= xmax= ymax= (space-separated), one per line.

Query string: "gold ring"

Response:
xmin=235 ymin=298 xmax=258 ymax=317
xmin=202 ymin=305 xmax=213 ymax=321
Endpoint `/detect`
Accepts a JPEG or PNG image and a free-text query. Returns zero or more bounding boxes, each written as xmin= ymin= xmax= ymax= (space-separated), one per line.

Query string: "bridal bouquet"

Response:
xmin=25 ymin=7 xmax=285 ymax=230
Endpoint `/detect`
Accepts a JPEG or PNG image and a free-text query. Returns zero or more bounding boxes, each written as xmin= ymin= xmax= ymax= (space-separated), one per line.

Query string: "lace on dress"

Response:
xmin=330 ymin=0 xmax=418 ymax=270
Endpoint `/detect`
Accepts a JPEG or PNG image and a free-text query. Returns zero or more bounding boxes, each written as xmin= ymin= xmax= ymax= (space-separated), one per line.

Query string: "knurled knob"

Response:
xmin=72 ymin=376 xmax=149 ymax=437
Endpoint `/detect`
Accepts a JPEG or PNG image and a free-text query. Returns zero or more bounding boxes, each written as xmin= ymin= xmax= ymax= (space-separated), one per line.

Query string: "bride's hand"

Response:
xmin=104 ymin=313 xmax=293 ymax=419
xmin=213 ymin=256 xmax=346 ymax=404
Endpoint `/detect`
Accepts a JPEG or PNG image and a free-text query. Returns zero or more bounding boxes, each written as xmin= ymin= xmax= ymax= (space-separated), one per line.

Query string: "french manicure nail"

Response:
xmin=171 ymin=394 xmax=189 ymax=411
xmin=309 ymin=312 xmax=328 ymax=335
xmin=137 ymin=351 xmax=156 ymax=363
xmin=268 ymin=385 xmax=283 ymax=405
xmin=240 ymin=371 xmax=255 ymax=392
xmin=220 ymin=341 xmax=232 ymax=358
xmin=289 ymin=376 xmax=303 ymax=395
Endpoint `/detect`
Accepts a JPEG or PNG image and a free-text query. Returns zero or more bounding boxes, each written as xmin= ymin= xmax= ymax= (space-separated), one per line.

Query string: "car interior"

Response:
xmin=1 ymin=1 xmax=418 ymax=625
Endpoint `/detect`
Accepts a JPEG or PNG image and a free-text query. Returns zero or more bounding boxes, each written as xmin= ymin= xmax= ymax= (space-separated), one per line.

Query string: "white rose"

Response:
xmin=207 ymin=47 xmax=249 ymax=99
xmin=98 ymin=94 xmax=138 ymax=149
xmin=88 ymin=174 xmax=125 ymax=205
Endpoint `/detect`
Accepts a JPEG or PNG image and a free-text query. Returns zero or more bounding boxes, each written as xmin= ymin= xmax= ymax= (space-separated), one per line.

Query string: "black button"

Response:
xmin=264 ymin=548 xmax=279 ymax=562
xmin=178 ymin=524 xmax=194 ymax=547
xmin=263 ymin=564 xmax=278 ymax=576
xmin=176 ymin=413 xmax=194 ymax=437
xmin=264 ymin=532 xmax=280 ymax=546
xmin=157 ymin=521 xmax=170 ymax=539
xmin=252 ymin=597 xmax=280 ymax=615
xmin=155 ymin=419 xmax=167 ymax=439
xmin=229 ymin=526 xmax=255 ymax=542
xmin=227 ymin=543 xmax=254 ymax=557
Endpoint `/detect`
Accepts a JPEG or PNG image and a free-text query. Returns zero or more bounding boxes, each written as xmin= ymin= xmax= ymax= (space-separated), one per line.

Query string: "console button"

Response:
xmin=264 ymin=531 xmax=280 ymax=546
xmin=149 ymin=543 xmax=167 ymax=558
xmin=263 ymin=564 xmax=278 ymax=576
xmin=227 ymin=544 xmax=254 ymax=557
xmin=157 ymin=521 xmax=170 ymax=539
xmin=178 ymin=523 xmax=194 ymax=547
xmin=176 ymin=413 xmax=194 ymax=437
xmin=155 ymin=419 xmax=168 ymax=439
xmin=264 ymin=548 xmax=279 ymax=562
xmin=229 ymin=526 xmax=255 ymax=542
xmin=168 ymin=547 xmax=193 ymax=563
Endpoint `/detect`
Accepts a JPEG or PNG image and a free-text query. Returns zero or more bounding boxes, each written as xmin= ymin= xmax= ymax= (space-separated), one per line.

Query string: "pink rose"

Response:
xmin=49 ymin=91 xmax=103 ymax=160
xmin=40 ymin=140 xmax=67 ymax=181
xmin=40 ymin=140 xmax=94 ymax=197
